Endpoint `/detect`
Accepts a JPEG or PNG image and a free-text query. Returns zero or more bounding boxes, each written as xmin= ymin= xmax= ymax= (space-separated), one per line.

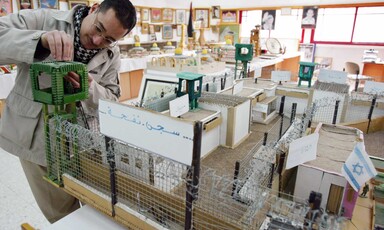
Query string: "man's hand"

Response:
xmin=64 ymin=72 xmax=94 ymax=89
xmin=40 ymin=30 xmax=73 ymax=61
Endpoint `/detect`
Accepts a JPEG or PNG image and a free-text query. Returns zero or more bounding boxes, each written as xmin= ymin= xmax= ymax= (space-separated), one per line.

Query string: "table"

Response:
xmin=43 ymin=205 xmax=126 ymax=230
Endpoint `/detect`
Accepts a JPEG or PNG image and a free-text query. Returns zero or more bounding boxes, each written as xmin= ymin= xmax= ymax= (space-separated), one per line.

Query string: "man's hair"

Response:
xmin=98 ymin=0 xmax=136 ymax=35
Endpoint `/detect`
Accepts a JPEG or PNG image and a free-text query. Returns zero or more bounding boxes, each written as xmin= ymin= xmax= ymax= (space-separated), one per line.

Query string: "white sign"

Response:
xmin=318 ymin=69 xmax=347 ymax=84
xmin=364 ymin=81 xmax=384 ymax=95
xmin=232 ymin=80 xmax=244 ymax=95
xmin=286 ymin=133 xmax=319 ymax=169
xmin=254 ymin=103 xmax=268 ymax=113
xmin=169 ymin=94 xmax=189 ymax=117
xmin=271 ymin=71 xmax=291 ymax=83
xmin=99 ymin=99 xmax=195 ymax=166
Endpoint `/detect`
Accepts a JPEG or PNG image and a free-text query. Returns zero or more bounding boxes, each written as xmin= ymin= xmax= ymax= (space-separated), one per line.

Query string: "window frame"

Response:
xmin=311 ymin=6 xmax=384 ymax=46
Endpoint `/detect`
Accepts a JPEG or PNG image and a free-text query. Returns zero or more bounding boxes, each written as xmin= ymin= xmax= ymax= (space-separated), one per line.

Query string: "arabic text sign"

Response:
xmin=99 ymin=99 xmax=195 ymax=166
xmin=286 ymin=133 xmax=319 ymax=169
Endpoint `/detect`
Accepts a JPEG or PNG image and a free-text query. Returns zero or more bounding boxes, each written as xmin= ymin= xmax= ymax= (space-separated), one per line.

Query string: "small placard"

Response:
xmin=364 ymin=81 xmax=384 ymax=94
xmin=169 ymin=94 xmax=189 ymax=117
xmin=99 ymin=99 xmax=195 ymax=166
xmin=254 ymin=67 xmax=262 ymax=78
xmin=271 ymin=71 xmax=291 ymax=83
xmin=232 ymin=80 xmax=244 ymax=95
xmin=286 ymin=133 xmax=319 ymax=169
xmin=318 ymin=69 xmax=347 ymax=84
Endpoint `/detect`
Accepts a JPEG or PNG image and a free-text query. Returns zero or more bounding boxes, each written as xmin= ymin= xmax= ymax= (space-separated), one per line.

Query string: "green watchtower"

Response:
xmin=298 ymin=61 xmax=317 ymax=88
xmin=234 ymin=43 xmax=254 ymax=79
xmin=30 ymin=61 xmax=88 ymax=185
xmin=176 ymin=72 xmax=204 ymax=110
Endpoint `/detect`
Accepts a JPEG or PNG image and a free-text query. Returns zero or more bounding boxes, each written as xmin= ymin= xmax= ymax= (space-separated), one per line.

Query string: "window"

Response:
xmin=241 ymin=9 xmax=302 ymax=39
xmin=314 ymin=8 xmax=356 ymax=42
xmin=241 ymin=6 xmax=384 ymax=46
xmin=353 ymin=7 xmax=384 ymax=43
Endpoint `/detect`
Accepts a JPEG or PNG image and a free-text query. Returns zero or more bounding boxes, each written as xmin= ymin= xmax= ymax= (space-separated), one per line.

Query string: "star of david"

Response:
xmin=352 ymin=162 xmax=364 ymax=176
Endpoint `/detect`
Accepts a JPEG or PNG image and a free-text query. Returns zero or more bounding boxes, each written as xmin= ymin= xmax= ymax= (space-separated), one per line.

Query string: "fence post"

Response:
xmin=185 ymin=122 xmax=202 ymax=230
xmin=268 ymin=163 xmax=275 ymax=189
xmin=367 ymin=96 xmax=377 ymax=134
xmin=231 ymin=161 xmax=241 ymax=197
xmin=263 ymin=132 xmax=268 ymax=146
xmin=308 ymin=103 xmax=316 ymax=128
xmin=332 ymin=100 xmax=340 ymax=125
xmin=354 ymin=69 xmax=360 ymax=92
xmin=279 ymin=96 xmax=285 ymax=138
xmin=105 ymin=136 xmax=117 ymax=216
xmin=290 ymin=103 xmax=297 ymax=124
xmin=279 ymin=96 xmax=286 ymax=115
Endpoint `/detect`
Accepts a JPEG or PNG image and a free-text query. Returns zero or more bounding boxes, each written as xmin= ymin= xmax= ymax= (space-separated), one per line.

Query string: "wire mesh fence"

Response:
xmin=42 ymin=86 xmax=384 ymax=229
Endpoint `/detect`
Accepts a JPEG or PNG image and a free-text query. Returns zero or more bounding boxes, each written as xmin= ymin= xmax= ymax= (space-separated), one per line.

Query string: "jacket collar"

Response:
xmin=50 ymin=5 xmax=85 ymax=23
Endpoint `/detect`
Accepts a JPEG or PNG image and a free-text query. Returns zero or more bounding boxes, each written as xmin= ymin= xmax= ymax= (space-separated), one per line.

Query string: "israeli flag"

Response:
xmin=341 ymin=142 xmax=377 ymax=192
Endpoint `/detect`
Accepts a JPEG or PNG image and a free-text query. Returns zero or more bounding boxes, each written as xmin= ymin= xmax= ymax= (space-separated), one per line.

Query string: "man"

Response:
xmin=0 ymin=0 xmax=136 ymax=223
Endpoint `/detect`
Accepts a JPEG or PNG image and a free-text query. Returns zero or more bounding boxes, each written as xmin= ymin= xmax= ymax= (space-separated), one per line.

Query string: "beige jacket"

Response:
xmin=0 ymin=7 xmax=121 ymax=166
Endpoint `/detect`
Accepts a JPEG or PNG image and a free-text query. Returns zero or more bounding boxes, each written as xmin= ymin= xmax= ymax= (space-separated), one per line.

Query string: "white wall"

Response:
xmin=315 ymin=44 xmax=384 ymax=73
xmin=160 ymin=0 xmax=382 ymax=8
xmin=294 ymin=165 xmax=347 ymax=213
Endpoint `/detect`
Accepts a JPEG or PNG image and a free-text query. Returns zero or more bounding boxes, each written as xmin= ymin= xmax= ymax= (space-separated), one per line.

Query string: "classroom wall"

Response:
xmin=132 ymin=0 xmax=384 ymax=8
xmin=315 ymin=44 xmax=384 ymax=72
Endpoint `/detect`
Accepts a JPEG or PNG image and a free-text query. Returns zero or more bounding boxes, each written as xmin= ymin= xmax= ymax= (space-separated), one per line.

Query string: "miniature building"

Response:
xmin=163 ymin=41 xmax=176 ymax=54
xmin=176 ymin=72 xmax=204 ymax=110
xmin=148 ymin=43 xmax=163 ymax=55
xmin=219 ymin=39 xmax=236 ymax=63
xmin=293 ymin=124 xmax=363 ymax=219
xmin=147 ymin=54 xmax=226 ymax=74
xmin=250 ymin=25 xmax=261 ymax=57
xmin=127 ymin=42 xmax=149 ymax=58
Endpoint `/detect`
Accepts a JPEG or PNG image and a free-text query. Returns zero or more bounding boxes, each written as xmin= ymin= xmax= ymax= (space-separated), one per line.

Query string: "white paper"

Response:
xmin=271 ymin=70 xmax=291 ymax=83
xmin=318 ymin=69 xmax=347 ymax=84
xmin=363 ymin=81 xmax=384 ymax=95
xmin=169 ymin=94 xmax=189 ymax=117
xmin=286 ymin=133 xmax=319 ymax=169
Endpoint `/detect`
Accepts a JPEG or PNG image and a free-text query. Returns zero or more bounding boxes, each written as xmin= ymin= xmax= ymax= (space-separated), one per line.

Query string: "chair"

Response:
xmin=345 ymin=62 xmax=360 ymax=75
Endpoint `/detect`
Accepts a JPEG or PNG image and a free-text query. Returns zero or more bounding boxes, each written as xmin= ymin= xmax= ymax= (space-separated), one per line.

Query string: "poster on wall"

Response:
xmin=212 ymin=6 xmax=220 ymax=19
xmin=17 ymin=0 xmax=33 ymax=10
xmin=299 ymin=43 xmax=315 ymax=62
xmin=219 ymin=24 xmax=240 ymax=44
xmin=301 ymin=6 xmax=318 ymax=29
xmin=38 ymin=0 xmax=59 ymax=9
xmin=261 ymin=10 xmax=276 ymax=30
xmin=0 ymin=0 xmax=13 ymax=15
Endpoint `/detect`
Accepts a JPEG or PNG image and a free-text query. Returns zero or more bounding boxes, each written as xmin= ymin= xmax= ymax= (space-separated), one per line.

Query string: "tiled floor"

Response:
xmin=0 ymin=147 xmax=50 ymax=230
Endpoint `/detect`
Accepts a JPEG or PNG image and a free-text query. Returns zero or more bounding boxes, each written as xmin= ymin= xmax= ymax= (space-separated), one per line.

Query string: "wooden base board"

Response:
xmin=63 ymin=174 xmax=113 ymax=217
xmin=62 ymin=154 xmax=246 ymax=229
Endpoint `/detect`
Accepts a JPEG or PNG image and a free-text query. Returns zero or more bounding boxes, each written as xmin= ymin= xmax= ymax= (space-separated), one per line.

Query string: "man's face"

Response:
xmin=80 ymin=7 xmax=128 ymax=49
xmin=307 ymin=9 xmax=314 ymax=18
